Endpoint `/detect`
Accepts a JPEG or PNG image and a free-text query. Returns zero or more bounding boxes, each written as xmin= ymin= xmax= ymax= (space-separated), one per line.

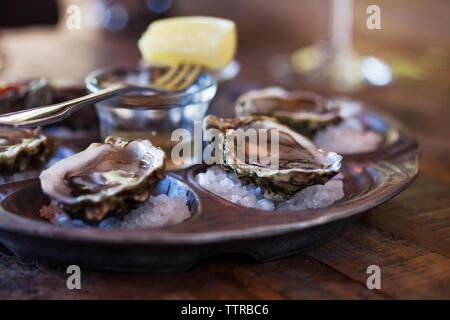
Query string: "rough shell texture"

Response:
xmin=40 ymin=136 xmax=166 ymax=224
xmin=0 ymin=127 xmax=53 ymax=175
xmin=203 ymin=115 xmax=342 ymax=199
xmin=235 ymin=87 xmax=361 ymax=135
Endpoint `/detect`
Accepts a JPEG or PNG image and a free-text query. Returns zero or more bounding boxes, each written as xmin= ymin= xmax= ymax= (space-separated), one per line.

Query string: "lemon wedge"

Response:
xmin=138 ymin=16 xmax=237 ymax=70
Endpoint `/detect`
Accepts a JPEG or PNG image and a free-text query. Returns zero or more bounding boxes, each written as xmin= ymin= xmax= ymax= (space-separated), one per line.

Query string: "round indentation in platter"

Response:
xmin=0 ymin=175 xmax=199 ymax=228
xmin=188 ymin=163 xmax=376 ymax=214
xmin=314 ymin=110 xmax=417 ymax=163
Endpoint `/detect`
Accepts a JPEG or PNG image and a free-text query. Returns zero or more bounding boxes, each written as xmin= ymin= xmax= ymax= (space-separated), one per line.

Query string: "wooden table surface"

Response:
xmin=0 ymin=2 xmax=449 ymax=299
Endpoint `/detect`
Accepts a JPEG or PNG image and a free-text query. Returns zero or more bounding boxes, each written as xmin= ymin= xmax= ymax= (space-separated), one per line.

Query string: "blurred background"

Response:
xmin=0 ymin=0 xmax=449 ymax=179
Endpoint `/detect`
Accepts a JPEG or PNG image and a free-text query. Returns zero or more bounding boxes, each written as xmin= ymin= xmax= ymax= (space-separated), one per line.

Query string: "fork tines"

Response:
xmin=153 ymin=64 xmax=203 ymax=91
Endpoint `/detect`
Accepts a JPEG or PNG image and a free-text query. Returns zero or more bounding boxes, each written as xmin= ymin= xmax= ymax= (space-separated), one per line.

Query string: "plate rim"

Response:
xmin=0 ymin=159 xmax=418 ymax=245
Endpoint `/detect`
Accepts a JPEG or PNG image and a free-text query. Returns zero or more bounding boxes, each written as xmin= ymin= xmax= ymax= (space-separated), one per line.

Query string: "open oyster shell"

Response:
xmin=0 ymin=127 xmax=52 ymax=175
xmin=40 ymin=136 xmax=166 ymax=224
xmin=0 ymin=78 xmax=52 ymax=114
xmin=235 ymin=87 xmax=360 ymax=135
xmin=203 ymin=115 xmax=342 ymax=199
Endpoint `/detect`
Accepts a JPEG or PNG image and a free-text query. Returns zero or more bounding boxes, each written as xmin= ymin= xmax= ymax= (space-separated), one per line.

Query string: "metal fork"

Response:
xmin=0 ymin=64 xmax=203 ymax=128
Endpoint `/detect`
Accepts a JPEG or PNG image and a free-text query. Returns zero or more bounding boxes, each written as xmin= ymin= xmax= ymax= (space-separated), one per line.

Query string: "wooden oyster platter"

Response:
xmin=0 ymin=85 xmax=419 ymax=271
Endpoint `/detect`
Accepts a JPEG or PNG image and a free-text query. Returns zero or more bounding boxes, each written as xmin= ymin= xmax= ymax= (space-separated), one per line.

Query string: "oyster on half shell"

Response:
xmin=0 ymin=127 xmax=52 ymax=175
xmin=40 ymin=136 xmax=165 ymax=224
xmin=203 ymin=115 xmax=342 ymax=199
xmin=235 ymin=87 xmax=360 ymax=135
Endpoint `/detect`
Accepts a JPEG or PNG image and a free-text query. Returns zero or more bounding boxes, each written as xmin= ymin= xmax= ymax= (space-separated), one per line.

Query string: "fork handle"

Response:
xmin=0 ymin=84 xmax=145 ymax=128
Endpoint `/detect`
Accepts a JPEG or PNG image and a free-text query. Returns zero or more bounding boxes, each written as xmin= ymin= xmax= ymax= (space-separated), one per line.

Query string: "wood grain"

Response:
xmin=366 ymin=175 xmax=450 ymax=258
xmin=0 ymin=243 xmax=384 ymax=300
xmin=306 ymin=223 xmax=450 ymax=299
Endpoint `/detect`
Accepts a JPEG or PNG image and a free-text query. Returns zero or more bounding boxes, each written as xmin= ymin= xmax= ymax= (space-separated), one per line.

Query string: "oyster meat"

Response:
xmin=40 ymin=136 xmax=166 ymax=223
xmin=203 ymin=115 xmax=342 ymax=199
xmin=235 ymin=87 xmax=360 ymax=135
xmin=0 ymin=127 xmax=52 ymax=175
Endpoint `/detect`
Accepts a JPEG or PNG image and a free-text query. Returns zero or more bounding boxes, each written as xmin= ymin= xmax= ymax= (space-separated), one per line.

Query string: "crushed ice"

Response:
xmin=197 ymin=166 xmax=344 ymax=211
xmin=314 ymin=117 xmax=382 ymax=154
xmin=99 ymin=194 xmax=191 ymax=229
